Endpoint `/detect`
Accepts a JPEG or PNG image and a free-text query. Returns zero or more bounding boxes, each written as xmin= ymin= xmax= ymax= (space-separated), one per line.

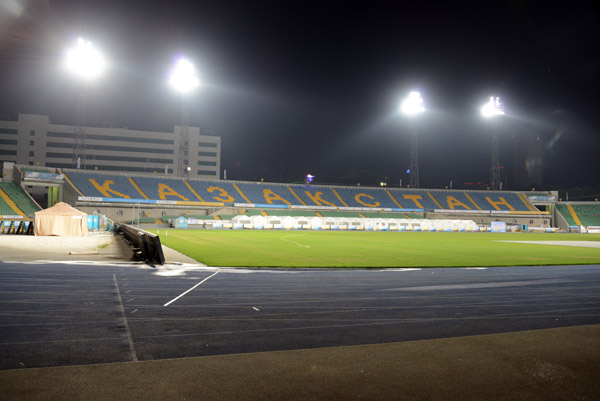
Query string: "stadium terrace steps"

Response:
xmin=65 ymin=171 xmax=540 ymax=213
xmin=0 ymin=182 xmax=39 ymax=217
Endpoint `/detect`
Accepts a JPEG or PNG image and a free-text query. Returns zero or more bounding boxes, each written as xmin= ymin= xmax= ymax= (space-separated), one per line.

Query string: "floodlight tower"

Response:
xmin=64 ymin=38 xmax=106 ymax=169
xmin=169 ymin=57 xmax=200 ymax=178
xmin=480 ymin=96 xmax=505 ymax=190
xmin=400 ymin=91 xmax=425 ymax=188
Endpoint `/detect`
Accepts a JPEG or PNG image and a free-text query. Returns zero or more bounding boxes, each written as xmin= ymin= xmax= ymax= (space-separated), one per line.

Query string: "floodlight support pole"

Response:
xmin=409 ymin=126 xmax=419 ymax=189
xmin=490 ymin=131 xmax=500 ymax=190
xmin=177 ymin=96 xmax=190 ymax=178
xmin=73 ymin=87 xmax=87 ymax=169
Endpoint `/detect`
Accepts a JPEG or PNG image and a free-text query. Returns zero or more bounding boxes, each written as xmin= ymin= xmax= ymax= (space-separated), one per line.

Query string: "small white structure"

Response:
xmin=266 ymin=216 xmax=282 ymax=229
xmin=251 ymin=215 xmax=267 ymax=229
xmin=232 ymin=215 xmax=252 ymax=229
xmin=282 ymin=216 xmax=300 ymax=230
xmin=309 ymin=216 xmax=323 ymax=230
xmin=323 ymin=218 xmax=337 ymax=230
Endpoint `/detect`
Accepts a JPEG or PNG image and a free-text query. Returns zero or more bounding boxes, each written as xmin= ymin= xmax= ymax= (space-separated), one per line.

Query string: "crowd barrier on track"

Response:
xmin=115 ymin=224 xmax=165 ymax=265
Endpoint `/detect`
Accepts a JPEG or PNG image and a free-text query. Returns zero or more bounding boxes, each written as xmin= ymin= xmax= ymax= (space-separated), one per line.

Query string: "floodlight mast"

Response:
xmin=400 ymin=91 xmax=425 ymax=188
xmin=481 ymin=97 xmax=504 ymax=190
xmin=64 ymin=38 xmax=106 ymax=169
xmin=169 ymin=58 xmax=201 ymax=178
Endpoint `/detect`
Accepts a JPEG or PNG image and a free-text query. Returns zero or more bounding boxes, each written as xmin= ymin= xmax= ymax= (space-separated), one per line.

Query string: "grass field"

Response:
xmin=150 ymin=230 xmax=600 ymax=268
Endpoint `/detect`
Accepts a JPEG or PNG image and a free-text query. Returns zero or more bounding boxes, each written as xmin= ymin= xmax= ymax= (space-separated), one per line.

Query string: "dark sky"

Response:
xmin=1 ymin=0 xmax=599 ymax=190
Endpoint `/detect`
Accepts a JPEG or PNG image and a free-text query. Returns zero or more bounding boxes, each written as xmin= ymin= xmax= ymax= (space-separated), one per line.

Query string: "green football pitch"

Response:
xmin=150 ymin=230 xmax=600 ymax=268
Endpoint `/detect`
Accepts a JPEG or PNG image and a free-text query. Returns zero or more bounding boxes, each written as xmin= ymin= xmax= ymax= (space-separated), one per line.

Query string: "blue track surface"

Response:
xmin=1 ymin=262 xmax=599 ymax=369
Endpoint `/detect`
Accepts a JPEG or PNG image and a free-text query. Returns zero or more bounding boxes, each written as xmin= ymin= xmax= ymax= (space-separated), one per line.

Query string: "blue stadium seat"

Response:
xmin=333 ymin=187 xmax=398 ymax=208
xmin=290 ymin=185 xmax=342 ymax=207
xmin=427 ymin=191 xmax=479 ymax=210
xmin=187 ymin=180 xmax=244 ymax=204
xmin=235 ymin=183 xmax=295 ymax=206
xmin=131 ymin=176 xmax=200 ymax=201
xmin=467 ymin=191 xmax=531 ymax=212
xmin=66 ymin=171 xmax=140 ymax=199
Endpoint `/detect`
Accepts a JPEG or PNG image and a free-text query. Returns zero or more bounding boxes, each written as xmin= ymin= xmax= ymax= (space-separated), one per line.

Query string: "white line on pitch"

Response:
xmin=164 ymin=270 xmax=220 ymax=307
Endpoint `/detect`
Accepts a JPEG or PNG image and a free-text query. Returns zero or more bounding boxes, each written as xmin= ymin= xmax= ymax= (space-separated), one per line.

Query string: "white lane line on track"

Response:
xmin=113 ymin=274 xmax=138 ymax=362
xmin=252 ymin=307 xmax=260 ymax=311
xmin=379 ymin=278 xmax=580 ymax=292
xmin=164 ymin=270 xmax=220 ymax=307
xmin=280 ymin=234 xmax=310 ymax=248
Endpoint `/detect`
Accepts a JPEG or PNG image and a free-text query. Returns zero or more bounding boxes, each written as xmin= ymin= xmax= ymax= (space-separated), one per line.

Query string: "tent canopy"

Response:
xmin=34 ymin=202 xmax=88 ymax=236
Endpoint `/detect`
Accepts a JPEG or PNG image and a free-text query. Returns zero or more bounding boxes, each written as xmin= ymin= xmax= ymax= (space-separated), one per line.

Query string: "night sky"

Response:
xmin=1 ymin=1 xmax=598 ymax=193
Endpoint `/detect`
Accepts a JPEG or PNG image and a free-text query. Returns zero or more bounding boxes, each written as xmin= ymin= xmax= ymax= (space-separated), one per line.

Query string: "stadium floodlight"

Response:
xmin=400 ymin=91 xmax=425 ymax=116
xmin=481 ymin=96 xmax=505 ymax=190
xmin=399 ymin=91 xmax=425 ymax=188
xmin=169 ymin=58 xmax=201 ymax=94
xmin=64 ymin=38 xmax=106 ymax=81
xmin=480 ymin=96 xmax=504 ymax=118
xmin=169 ymin=56 xmax=201 ymax=178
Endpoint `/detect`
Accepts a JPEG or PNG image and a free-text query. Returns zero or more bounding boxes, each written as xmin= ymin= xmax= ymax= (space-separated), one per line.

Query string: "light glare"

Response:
xmin=65 ymin=38 xmax=106 ymax=81
xmin=169 ymin=58 xmax=201 ymax=93
xmin=481 ymin=96 xmax=505 ymax=118
xmin=400 ymin=91 xmax=425 ymax=116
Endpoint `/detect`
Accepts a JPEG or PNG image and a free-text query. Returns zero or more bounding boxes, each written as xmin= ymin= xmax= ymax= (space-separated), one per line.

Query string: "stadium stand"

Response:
xmin=65 ymin=171 xmax=142 ymax=199
xmin=556 ymin=203 xmax=600 ymax=227
xmin=235 ymin=182 xmax=294 ymax=206
xmin=387 ymin=190 xmax=440 ymax=210
xmin=466 ymin=191 xmax=533 ymax=212
xmin=556 ymin=204 xmax=577 ymax=226
xmin=0 ymin=182 xmax=40 ymax=217
xmin=333 ymin=187 xmax=400 ymax=209
xmin=187 ymin=180 xmax=245 ymax=204
xmin=289 ymin=185 xmax=343 ymax=207
xmin=131 ymin=176 xmax=201 ymax=201
xmin=62 ymin=171 xmax=541 ymax=215
xmin=573 ymin=205 xmax=600 ymax=226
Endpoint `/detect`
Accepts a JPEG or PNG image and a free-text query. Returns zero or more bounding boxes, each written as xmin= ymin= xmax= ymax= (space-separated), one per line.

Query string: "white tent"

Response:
xmin=251 ymin=215 xmax=267 ymax=229
xmin=232 ymin=215 xmax=251 ymax=229
xmin=308 ymin=216 xmax=323 ymax=230
xmin=266 ymin=216 xmax=283 ymax=229
xmin=282 ymin=216 xmax=300 ymax=230
xmin=323 ymin=218 xmax=338 ymax=230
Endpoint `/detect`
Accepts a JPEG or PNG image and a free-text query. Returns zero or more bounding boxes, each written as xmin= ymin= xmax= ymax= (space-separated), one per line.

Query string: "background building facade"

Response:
xmin=0 ymin=114 xmax=220 ymax=179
